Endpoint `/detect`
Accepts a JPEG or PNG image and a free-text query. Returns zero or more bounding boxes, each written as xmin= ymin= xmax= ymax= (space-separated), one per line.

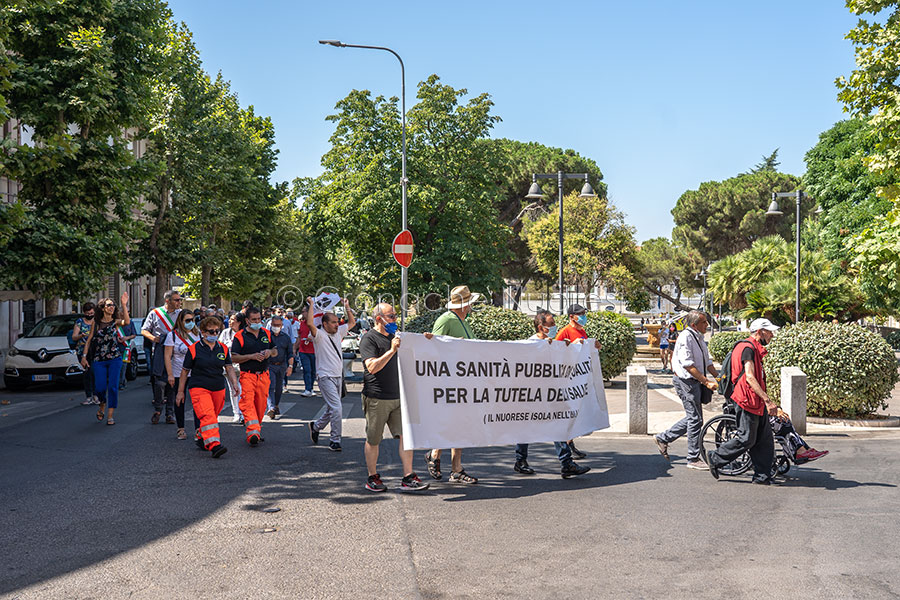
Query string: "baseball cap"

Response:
xmin=749 ymin=318 xmax=780 ymax=333
xmin=567 ymin=303 xmax=587 ymax=315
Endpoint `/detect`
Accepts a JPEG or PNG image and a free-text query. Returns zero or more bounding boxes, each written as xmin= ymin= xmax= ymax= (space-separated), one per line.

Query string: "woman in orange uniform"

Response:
xmin=176 ymin=317 xmax=240 ymax=458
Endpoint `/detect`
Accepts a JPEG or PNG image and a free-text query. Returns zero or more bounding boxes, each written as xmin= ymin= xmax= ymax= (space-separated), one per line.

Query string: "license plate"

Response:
xmin=32 ymin=374 xmax=51 ymax=382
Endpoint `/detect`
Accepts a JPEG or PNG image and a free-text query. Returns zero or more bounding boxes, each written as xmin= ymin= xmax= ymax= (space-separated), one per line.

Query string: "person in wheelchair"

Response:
xmin=708 ymin=319 xmax=781 ymax=484
xmin=769 ymin=408 xmax=828 ymax=464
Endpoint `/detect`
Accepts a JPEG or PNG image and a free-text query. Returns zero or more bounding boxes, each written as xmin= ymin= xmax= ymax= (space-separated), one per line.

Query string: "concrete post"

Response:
xmin=626 ymin=365 xmax=648 ymax=435
xmin=781 ymin=366 xmax=807 ymax=435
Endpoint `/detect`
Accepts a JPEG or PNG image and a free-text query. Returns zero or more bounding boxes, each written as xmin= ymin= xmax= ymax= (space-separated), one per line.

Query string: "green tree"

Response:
xmin=803 ymin=119 xmax=895 ymax=266
xmin=524 ymin=191 xmax=639 ymax=310
xmin=742 ymin=148 xmax=780 ymax=174
xmin=1 ymin=0 xmax=169 ymax=301
xmin=671 ymin=170 xmax=806 ymax=262
xmin=300 ymin=75 xmax=510 ymax=300
xmin=487 ymin=139 xmax=606 ymax=305
xmin=636 ymin=236 xmax=702 ymax=311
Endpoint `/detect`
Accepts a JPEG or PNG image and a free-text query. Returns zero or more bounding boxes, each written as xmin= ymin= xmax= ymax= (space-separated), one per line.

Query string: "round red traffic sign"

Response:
xmin=392 ymin=229 xmax=414 ymax=268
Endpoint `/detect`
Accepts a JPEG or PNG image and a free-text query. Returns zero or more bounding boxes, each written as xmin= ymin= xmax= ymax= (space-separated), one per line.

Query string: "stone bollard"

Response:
xmin=781 ymin=366 xmax=807 ymax=435
xmin=627 ymin=365 xmax=648 ymax=435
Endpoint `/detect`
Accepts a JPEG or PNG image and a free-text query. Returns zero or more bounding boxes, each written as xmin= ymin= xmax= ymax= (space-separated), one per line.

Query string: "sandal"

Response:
xmin=176 ymin=428 xmax=187 ymax=440
xmin=424 ymin=451 xmax=442 ymax=480
xmin=106 ymin=418 xmax=115 ymax=426
xmin=448 ymin=470 xmax=478 ymax=484
xmin=96 ymin=404 xmax=106 ymax=421
xmin=151 ymin=411 xmax=160 ymax=424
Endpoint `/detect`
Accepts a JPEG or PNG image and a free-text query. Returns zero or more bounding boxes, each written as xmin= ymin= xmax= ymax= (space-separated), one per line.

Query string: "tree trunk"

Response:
xmin=201 ymin=264 xmax=212 ymax=306
xmin=645 ymin=284 xmax=693 ymax=313
xmin=154 ymin=266 xmax=168 ymax=306
xmin=44 ymin=297 xmax=59 ymax=316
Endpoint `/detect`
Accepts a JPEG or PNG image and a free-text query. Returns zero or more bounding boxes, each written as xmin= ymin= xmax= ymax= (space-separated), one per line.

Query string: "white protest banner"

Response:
xmin=397 ymin=333 xmax=609 ymax=450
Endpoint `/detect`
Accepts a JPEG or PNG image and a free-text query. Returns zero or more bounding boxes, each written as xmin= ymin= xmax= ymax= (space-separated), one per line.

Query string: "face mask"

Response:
xmin=205 ymin=335 xmax=218 ymax=343
xmin=249 ymin=322 xmax=262 ymax=331
xmin=271 ymin=326 xmax=282 ymax=334
xmin=576 ymin=314 xmax=587 ymax=326
xmin=546 ymin=325 xmax=558 ymax=338
xmin=384 ymin=322 xmax=398 ymax=335
xmin=184 ymin=320 xmax=195 ymax=330
xmin=760 ymin=336 xmax=770 ymax=346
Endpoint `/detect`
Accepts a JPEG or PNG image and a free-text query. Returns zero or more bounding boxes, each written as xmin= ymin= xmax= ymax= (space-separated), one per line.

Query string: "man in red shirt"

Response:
xmin=553 ymin=303 xmax=601 ymax=460
xmin=708 ymin=318 xmax=780 ymax=484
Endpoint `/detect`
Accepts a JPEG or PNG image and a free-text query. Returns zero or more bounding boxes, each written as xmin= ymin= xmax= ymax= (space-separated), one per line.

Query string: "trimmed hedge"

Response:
xmin=709 ymin=331 xmax=750 ymax=363
xmin=886 ymin=330 xmax=900 ymax=351
xmin=764 ymin=322 xmax=899 ymax=418
xmin=404 ymin=306 xmax=533 ymax=341
xmin=406 ymin=307 xmax=635 ymax=380
xmin=585 ymin=311 xmax=637 ymax=380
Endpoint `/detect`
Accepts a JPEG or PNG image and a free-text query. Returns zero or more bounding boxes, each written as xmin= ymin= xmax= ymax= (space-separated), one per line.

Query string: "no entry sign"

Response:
xmin=392 ymin=229 xmax=414 ymax=268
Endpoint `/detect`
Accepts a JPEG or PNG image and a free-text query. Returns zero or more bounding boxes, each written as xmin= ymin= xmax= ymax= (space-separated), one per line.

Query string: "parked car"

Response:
xmin=4 ymin=314 xmax=84 ymax=390
xmin=128 ymin=317 xmax=149 ymax=376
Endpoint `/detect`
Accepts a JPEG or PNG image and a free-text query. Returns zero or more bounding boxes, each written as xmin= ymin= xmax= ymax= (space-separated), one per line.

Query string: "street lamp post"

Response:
xmin=525 ymin=172 xmax=598 ymax=315
xmin=765 ymin=190 xmax=808 ymax=323
xmin=695 ymin=266 xmax=708 ymax=316
xmin=319 ymin=40 xmax=409 ymax=330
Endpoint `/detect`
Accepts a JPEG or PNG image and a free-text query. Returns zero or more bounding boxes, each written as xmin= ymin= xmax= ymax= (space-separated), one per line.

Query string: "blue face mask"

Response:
xmin=204 ymin=335 xmax=218 ymax=343
xmin=384 ymin=322 xmax=398 ymax=335
xmin=184 ymin=320 xmax=195 ymax=330
xmin=249 ymin=322 xmax=262 ymax=331
xmin=576 ymin=314 xmax=587 ymax=326
xmin=546 ymin=325 xmax=558 ymax=338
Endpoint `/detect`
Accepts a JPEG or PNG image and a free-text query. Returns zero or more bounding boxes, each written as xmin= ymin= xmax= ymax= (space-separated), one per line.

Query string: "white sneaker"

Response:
xmin=301 ymin=390 xmax=312 ymax=397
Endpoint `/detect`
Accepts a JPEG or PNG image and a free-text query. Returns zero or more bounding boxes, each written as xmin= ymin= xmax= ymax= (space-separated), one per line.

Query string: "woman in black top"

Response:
xmin=81 ymin=292 xmax=130 ymax=425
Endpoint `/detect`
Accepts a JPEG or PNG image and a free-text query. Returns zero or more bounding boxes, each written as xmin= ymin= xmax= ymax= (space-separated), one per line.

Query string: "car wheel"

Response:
xmin=3 ymin=377 xmax=28 ymax=392
xmin=126 ymin=361 xmax=138 ymax=381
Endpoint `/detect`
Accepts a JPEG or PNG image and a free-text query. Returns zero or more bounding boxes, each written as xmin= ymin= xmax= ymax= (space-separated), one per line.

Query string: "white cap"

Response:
xmin=749 ymin=318 xmax=780 ymax=333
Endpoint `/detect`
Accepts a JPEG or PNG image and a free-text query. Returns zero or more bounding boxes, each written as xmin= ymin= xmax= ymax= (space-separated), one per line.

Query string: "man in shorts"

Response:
xmin=359 ymin=302 xmax=429 ymax=493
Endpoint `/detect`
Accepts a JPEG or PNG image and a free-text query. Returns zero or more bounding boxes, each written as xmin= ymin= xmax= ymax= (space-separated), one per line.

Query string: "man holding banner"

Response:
xmin=423 ymin=285 xmax=481 ymax=484
xmin=141 ymin=289 xmax=183 ymax=425
xmin=513 ymin=309 xmax=590 ymax=478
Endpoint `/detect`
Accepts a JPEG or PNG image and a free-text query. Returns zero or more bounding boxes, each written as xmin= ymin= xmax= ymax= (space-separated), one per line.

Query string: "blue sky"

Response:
xmin=164 ymin=0 xmax=860 ymax=242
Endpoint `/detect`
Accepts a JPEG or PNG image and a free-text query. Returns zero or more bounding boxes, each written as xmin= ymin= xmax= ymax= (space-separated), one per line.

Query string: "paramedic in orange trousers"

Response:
xmin=230 ymin=306 xmax=278 ymax=446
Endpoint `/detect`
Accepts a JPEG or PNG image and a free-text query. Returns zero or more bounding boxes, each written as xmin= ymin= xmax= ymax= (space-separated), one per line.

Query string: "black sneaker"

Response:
xmin=329 ymin=441 xmax=342 ymax=452
xmin=309 ymin=422 xmax=319 ymax=444
xmin=366 ymin=473 xmax=387 ymax=492
xmin=266 ymin=408 xmax=276 ymax=420
xmin=561 ymin=462 xmax=591 ymax=479
xmin=568 ymin=441 xmax=587 ymax=460
xmin=399 ymin=473 xmax=430 ymax=493
xmin=211 ymin=444 xmax=228 ymax=459
xmin=248 ymin=434 xmax=260 ymax=447
xmin=707 ymin=450 xmax=720 ymax=480
xmin=273 ymin=406 xmax=280 ymax=416
xmin=514 ymin=459 xmax=535 ymax=475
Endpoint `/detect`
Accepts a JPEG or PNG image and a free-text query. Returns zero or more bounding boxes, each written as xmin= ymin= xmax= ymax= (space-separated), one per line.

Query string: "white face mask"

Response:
xmin=271 ymin=326 xmax=282 ymax=334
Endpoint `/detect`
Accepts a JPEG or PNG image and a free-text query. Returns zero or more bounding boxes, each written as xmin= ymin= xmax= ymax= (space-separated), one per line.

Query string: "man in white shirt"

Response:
xmin=305 ymin=296 xmax=355 ymax=452
xmin=654 ymin=311 xmax=719 ymax=469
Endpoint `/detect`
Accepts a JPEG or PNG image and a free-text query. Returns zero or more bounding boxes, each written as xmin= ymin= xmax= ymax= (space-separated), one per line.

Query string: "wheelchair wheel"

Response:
xmin=775 ymin=455 xmax=791 ymax=476
xmin=700 ymin=414 xmax=751 ymax=476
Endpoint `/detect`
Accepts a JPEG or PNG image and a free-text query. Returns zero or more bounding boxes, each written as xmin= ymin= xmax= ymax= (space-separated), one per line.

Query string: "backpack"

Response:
xmin=717 ymin=339 xmax=754 ymax=400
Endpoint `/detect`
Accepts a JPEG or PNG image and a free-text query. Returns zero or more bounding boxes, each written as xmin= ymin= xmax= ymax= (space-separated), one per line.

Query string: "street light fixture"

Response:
xmin=765 ymin=189 xmax=810 ymax=323
xmin=525 ymin=172 xmax=597 ymax=315
xmin=319 ymin=39 xmax=410 ymax=330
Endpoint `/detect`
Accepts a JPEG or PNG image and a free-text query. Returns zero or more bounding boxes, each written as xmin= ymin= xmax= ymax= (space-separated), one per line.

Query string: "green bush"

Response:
xmin=708 ymin=331 xmax=750 ymax=363
xmin=885 ymin=330 xmax=900 ymax=350
xmin=764 ymin=322 xmax=899 ymax=418
xmin=405 ymin=306 xmax=533 ymax=340
xmin=584 ymin=311 xmax=636 ymax=380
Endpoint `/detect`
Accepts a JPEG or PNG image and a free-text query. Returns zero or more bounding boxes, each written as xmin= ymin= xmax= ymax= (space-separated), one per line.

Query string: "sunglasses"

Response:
xmin=104 ymin=303 xmax=115 ymax=308
xmin=184 ymin=318 xmax=194 ymax=323
xmin=204 ymin=329 xmax=221 ymax=335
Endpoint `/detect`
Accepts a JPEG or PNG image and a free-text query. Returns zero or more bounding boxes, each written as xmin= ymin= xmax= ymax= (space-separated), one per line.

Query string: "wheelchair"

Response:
xmin=699 ymin=400 xmax=794 ymax=477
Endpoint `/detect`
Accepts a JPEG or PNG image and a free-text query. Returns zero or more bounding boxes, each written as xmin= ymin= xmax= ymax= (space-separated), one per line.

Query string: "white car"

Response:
xmin=3 ymin=315 xmax=84 ymax=390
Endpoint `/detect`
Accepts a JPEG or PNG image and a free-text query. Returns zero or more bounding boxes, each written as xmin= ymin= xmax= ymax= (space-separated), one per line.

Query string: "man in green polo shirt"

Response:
xmin=423 ymin=285 xmax=479 ymax=484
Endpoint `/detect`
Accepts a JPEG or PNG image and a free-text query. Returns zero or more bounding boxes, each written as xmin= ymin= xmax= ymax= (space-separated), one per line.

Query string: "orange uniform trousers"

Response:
xmin=239 ymin=370 xmax=270 ymax=442
xmin=192 ymin=387 xmax=226 ymax=450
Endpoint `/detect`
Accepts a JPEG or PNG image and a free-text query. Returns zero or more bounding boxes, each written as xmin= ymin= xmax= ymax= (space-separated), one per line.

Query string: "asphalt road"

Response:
xmin=1 ymin=376 xmax=899 ymax=599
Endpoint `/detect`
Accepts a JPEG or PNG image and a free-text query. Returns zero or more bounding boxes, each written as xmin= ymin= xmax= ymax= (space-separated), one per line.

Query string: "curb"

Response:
xmin=808 ymin=415 xmax=900 ymax=428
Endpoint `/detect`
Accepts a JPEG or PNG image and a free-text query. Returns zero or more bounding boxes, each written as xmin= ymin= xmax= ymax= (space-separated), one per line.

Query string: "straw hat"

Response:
xmin=446 ymin=285 xmax=480 ymax=309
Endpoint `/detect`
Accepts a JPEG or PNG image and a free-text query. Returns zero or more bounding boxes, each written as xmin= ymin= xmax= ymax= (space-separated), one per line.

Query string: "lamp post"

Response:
xmin=319 ymin=39 xmax=409 ymax=330
xmin=695 ymin=266 xmax=708 ymax=316
xmin=765 ymin=190 xmax=810 ymax=323
xmin=525 ymin=172 xmax=598 ymax=315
